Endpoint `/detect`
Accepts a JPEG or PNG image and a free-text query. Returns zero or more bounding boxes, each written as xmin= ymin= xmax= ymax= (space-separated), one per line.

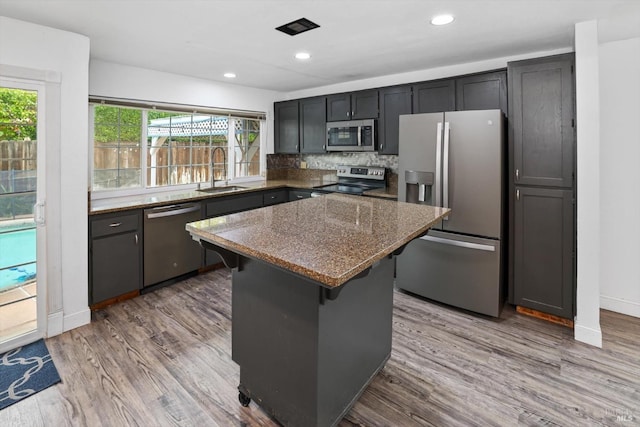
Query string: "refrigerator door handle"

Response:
xmin=443 ymin=121 xmax=451 ymax=220
xmin=420 ymin=235 xmax=496 ymax=252
xmin=435 ymin=122 xmax=443 ymax=207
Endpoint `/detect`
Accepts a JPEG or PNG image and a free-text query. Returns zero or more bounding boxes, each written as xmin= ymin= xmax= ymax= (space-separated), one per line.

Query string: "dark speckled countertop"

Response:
xmin=187 ymin=194 xmax=448 ymax=288
xmin=89 ymin=178 xmax=339 ymax=215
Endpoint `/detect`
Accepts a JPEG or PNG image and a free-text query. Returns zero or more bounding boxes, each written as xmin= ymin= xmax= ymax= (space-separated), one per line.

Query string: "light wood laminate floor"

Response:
xmin=1 ymin=269 xmax=638 ymax=426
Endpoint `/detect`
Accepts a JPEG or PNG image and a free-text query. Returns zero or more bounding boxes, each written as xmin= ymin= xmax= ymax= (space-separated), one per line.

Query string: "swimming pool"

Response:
xmin=0 ymin=222 xmax=36 ymax=292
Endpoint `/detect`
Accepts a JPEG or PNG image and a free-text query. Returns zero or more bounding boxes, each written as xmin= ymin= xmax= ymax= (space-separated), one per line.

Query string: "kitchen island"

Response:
xmin=187 ymin=194 xmax=448 ymax=427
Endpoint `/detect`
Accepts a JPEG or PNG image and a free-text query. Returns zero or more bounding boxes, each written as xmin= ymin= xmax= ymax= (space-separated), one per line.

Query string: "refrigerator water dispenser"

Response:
xmin=404 ymin=170 xmax=434 ymax=204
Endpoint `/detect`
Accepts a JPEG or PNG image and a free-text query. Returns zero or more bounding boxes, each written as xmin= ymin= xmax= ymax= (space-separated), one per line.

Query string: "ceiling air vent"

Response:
xmin=275 ymin=18 xmax=320 ymax=36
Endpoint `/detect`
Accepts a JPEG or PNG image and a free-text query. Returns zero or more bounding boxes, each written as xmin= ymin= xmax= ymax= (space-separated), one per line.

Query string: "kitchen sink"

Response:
xmin=197 ymin=185 xmax=247 ymax=194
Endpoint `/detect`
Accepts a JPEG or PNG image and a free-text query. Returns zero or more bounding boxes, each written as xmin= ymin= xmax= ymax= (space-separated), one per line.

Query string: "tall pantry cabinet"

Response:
xmin=507 ymin=53 xmax=576 ymax=319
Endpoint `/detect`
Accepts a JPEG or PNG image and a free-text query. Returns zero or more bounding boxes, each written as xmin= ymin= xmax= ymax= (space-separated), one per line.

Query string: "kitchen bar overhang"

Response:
xmin=186 ymin=194 xmax=449 ymax=427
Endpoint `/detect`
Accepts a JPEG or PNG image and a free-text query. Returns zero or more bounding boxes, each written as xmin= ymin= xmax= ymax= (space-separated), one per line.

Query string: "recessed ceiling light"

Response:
xmin=223 ymin=72 xmax=236 ymax=79
xmin=431 ymin=14 xmax=454 ymax=26
xmin=295 ymin=52 xmax=311 ymax=60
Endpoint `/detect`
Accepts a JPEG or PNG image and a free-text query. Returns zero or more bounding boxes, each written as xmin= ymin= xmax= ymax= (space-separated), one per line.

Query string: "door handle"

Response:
xmin=34 ymin=201 xmax=46 ymax=226
xmin=516 ymin=189 xmax=520 ymax=201
xmin=420 ymin=235 xmax=496 ymax=252
xmin=435 ymin=122 xmax=443 ymax=208
xmin=442 ymin=121 xmax=450 ymax=220
xmin=515 ymin=169 xmax=520 ymax=181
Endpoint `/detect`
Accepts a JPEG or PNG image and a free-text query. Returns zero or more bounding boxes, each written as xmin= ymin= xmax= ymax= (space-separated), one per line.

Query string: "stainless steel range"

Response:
xmin=315 ymin=165 xmax=386 ymax=196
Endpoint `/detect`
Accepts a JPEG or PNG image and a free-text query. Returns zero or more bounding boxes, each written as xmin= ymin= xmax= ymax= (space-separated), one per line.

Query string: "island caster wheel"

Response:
xmin=239 ymin=391 xmax=251 ymax=407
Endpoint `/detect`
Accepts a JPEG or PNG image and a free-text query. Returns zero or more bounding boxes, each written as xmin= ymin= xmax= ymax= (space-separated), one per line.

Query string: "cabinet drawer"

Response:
xmin=263 ymin=190 xmax=288 ymax=206
xmin=206 ymin=193 xmax=263 ymax=217
xmin=289 ymin=190 xmax=312 ymax=201
xmin=91 ymin=212 xmax=140 ymax=238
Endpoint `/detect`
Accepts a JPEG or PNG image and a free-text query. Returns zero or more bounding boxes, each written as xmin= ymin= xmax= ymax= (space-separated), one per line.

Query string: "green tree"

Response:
xmin=0 ymin=88 xmax=37 ymax=140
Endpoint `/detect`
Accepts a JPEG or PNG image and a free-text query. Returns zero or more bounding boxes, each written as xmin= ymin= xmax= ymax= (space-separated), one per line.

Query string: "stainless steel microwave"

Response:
xmin=326 ymin=119 xmax=377 ymax=152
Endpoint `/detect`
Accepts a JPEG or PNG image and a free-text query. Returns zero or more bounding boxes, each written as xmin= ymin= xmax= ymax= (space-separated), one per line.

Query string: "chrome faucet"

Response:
xmin=211 ymin=146 xmax=227 ymax=188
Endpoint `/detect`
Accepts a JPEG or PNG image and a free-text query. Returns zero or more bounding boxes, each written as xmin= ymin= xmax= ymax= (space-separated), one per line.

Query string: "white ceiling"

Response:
xmin=1 ymin=0 xmax=639 ymax=92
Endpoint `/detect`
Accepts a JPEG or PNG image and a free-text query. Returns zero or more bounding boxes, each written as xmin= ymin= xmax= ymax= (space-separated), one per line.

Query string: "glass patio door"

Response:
xmin=0 ymin=79 xmax=46 ymax=352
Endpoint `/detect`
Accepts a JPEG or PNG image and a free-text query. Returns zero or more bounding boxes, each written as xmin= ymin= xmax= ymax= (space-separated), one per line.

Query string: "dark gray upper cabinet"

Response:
xmin=274 ymin=100 xmax=299 ymax=153
xmin=89 ymin=211 xmax=142 ymax=305
xmin=456 ymin=71 xmax=507 ymax=116
xmin=509 ymin=55 xmax=575 ymax=188
xmin=412 ymin=79 xmax=455 ymax=113
xmin=327 ymin=90 xmax=379 ymax=121
xmin=378 ymin=85 xmax=412 ymax=155
xmin=512 ymin=187 xmax=574 ymax=318
xmin=299 ymin=97 xmax=327 ymax=153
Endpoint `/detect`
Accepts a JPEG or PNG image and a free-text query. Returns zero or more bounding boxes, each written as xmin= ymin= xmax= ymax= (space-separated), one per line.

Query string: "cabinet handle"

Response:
xmin=516 ymin=189 xmax=520 ymax=201
xmin=322 ymin=144 xmax=325 ymax=150
xmin=380 ymin=144 xmax=383 ymax=151
xmin=135 ymin=234 xmax=139 ymax=245
xmin=109 ymin=222 xmax=122 ymax=227
xmin=297 ymin=195 xmax=304 ymax=199
xmin=515 ymin=169 xmax=519 ymax=181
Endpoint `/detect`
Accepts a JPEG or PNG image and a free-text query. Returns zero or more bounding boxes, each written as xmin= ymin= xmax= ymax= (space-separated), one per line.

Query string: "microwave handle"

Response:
xmin=357 ymin=126 xmax=362 ymax=146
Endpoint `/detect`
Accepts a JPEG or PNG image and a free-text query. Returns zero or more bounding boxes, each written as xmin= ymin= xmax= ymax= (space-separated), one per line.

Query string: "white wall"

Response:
xmin=599 ymin=37 xmax=640 ymax=318
xmin=283 ymin=48 xmax=572 ymax=100
xmin=89 ymin=60 xmax=279 ymax=153
xmin=574 ymin=21 xmax=603 ymax=347
xmin=0 ymin=16 xmax=91 ymax=334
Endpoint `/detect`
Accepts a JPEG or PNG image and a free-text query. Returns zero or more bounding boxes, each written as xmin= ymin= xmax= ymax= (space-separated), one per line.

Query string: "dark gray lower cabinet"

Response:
xmin=263 ymin=189 xmax=288 ymax=206
xmin=89 ymin=211 xmax=142 ymax=305
xmin=512 ymin=187 xmax=574 ymax=318
xmin=204 ymin=192 xmax=264 ymax=265
xmin=289 ymin=189 xmax=312 ymax=201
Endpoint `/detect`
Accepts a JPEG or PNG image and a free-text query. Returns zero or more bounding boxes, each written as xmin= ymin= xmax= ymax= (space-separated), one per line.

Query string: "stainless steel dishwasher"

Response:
xmin=143 ymin=202 xmax=202 ymax=287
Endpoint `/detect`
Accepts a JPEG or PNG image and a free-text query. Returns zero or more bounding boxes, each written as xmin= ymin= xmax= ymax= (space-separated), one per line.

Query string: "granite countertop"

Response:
xmin=89 ymin=177 xmax=339 ymax=215
xmin=187 ymin=194 xmax=449 ymax=288
xmin=362 ymin=187 xmax=398 ymax=199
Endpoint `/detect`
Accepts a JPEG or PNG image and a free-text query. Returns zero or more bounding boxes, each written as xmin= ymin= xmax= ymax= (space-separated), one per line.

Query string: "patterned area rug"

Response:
xmin=0 ymin=339 xmax=61 ymax=410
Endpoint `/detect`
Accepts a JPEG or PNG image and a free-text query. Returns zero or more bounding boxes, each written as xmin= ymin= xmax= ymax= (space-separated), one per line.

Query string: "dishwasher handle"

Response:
xmin=145 ymin=204 xmax=201 ymax=219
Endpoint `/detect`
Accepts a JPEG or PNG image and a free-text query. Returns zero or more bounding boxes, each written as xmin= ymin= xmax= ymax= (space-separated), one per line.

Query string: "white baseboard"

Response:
xmin=574 ymin=322 xmax=603 ymax=348
xmin=600 ymin=295 xmax=640 ymax=318
xmin=63 ymin=308 xmax=91 ymax=332
xmin=47 ymin=310 xmax=64 ymax=337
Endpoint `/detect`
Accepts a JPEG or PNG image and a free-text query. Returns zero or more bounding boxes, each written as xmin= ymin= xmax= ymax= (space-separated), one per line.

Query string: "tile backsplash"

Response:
xmin=267 ymin=153 xmax=398 ymax=173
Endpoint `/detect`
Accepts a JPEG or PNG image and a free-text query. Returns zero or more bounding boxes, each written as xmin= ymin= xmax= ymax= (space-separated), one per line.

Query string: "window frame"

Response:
xmin=90 ymin=100 xmax=266 ymax=200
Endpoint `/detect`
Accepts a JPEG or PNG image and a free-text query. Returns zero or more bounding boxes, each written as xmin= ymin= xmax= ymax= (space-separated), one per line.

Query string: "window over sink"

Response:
xmin=89 ymin=98 xmax=266 ymax=195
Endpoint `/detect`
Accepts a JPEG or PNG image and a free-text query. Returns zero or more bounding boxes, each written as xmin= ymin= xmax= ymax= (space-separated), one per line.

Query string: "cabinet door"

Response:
xmin=327 ymin=94 xmax=351 ymax=121
xmin=91 ymin=230 xmax=141 ymax=304
xmin=412 ymin=79 xmax=455 ymax=113
xmin=513 ymin=187 xmax=574 ymax=318
xmin=274 ymin=100 xmax=299 ymax=153
xmin=351 ymin=89 xmax=379 ymax=119
xmin=456 ymin=71 xmax=507 ymax=116
xmin=299 ymin=97 xmax=327 ymax=153
xmin=204 ymin=193 xmax=264 ymax=265
xmin=378 ymin=85 xmax=412 ymax=155
xmin=509 ymin=55 xmax=574 ymax=188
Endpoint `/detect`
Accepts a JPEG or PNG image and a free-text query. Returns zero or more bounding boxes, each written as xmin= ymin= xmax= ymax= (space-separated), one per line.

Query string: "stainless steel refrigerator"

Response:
xmin=396 ymin=110 xmax=505 ymax=317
